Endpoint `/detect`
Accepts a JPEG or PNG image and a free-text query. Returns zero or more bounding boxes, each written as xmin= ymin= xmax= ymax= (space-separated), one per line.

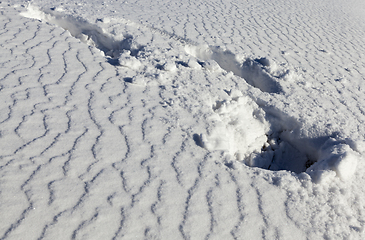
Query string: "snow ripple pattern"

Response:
xmin=0 ymin=2 xmax=364 ymax=239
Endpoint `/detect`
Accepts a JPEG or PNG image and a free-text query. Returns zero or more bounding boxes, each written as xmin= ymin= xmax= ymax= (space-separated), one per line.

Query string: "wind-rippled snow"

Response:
xmin=1 ymin=0 xmax=365 ymax=239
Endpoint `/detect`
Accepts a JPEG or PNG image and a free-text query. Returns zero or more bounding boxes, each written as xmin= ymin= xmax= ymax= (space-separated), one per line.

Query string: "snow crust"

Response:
xmin=1 ymin=0 xmax=365 ymax=239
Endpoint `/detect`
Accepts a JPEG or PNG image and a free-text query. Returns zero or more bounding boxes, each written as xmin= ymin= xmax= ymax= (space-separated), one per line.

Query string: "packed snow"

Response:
xmin=1 ymin=0 xmax=365 ymax=239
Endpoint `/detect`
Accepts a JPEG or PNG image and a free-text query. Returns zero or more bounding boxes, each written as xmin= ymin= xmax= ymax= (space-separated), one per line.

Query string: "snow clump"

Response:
xmin=118 ymin=51 xmax=142 ymax=70
xmin=200 ymin=90 xmax=269 ymax=162
xmin=307 ymin=138 xmax=359 ymax=182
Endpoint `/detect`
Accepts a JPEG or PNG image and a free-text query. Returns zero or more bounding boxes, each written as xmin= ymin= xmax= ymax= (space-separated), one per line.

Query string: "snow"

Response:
xmin=307 ymin=138 xmax=359 ymax=182
xmin=200 ymin=91 xmax=270 ymax=165
xmin=1 ymin=0 xmax=365 ymax=239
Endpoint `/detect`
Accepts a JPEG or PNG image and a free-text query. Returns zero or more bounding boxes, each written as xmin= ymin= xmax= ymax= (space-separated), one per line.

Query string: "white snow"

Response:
xmin=1 ymin=0 xmax=365 ymax=239
xmin=307 ymin=138 xmax=359 ymax=182
xmin=200 ymin=91 xmax=269 ymax=164
xmin=118 ymin=51 xmax=142 ymax=70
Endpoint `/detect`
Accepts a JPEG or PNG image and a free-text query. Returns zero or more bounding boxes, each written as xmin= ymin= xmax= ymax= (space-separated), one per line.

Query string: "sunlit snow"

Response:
xmin=1 ymin=0 xmax=365 ymax=239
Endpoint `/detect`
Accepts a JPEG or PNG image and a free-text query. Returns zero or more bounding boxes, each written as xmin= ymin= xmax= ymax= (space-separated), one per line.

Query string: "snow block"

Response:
xmin=306 ymin=138 xmax=359 ymax=182
xmin=200 ymin=94 xmax=269 ymax=162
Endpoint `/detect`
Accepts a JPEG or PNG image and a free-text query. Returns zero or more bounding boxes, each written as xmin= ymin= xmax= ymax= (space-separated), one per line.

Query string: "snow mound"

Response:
xmin=307 ymin=138 xmax=359 ymax=182
xmin=200 ymin=90 xmax=269 ymax=161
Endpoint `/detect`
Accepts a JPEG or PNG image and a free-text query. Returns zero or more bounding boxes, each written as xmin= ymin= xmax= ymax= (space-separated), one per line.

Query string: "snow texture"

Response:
xmin=1 ymin=0 xmax=365 ymax=239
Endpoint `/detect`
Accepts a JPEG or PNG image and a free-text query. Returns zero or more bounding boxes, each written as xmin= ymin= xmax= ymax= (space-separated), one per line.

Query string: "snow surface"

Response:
xmin=1 ymin=0 xmax=365 ymax=239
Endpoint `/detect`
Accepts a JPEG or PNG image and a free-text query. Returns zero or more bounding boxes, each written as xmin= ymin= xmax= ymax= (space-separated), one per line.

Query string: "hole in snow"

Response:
xmin=197 ymin=90 xmax=360 ymax=182
xmin=193 ymin=134 xmax=204 ymax=148
xmin=197 ymin=92 xmax=310 ymax=173
xmin=21 ymin=5 xmax=287 ymax=94
xmin=20 ymin=5 xmax=144 ymax=59
xmin=185 ymin=46 xmax=283 ymax=93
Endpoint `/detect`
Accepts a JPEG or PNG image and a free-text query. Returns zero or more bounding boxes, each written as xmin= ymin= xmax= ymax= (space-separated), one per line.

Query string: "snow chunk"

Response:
xmin=20 ymin=4 xmax=46 ymax=20
xmin=202 ymin=60 xmax=222 ymax=72
xmin=184 ymin=44 xmax=212 ymax=60
xmin=200 ymin=94 xmax=269 ymax=161
xmin=118 ymin=51 xmax=141 ymax=70
xmin=162 ymin=62 xmax=177 ymax=72
xmin=187 ymin=58 xmax=202 ymax=69
xmin=307 ymin=138 xmax=359 ymax=182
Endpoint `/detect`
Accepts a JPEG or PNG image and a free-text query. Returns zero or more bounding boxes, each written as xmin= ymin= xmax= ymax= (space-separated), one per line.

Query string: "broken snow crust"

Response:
xmin=1 ymin=0 xmax=365 ymax=239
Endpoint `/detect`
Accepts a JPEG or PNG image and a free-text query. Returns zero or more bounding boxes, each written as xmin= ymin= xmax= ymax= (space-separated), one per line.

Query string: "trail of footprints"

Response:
xmin=0 ymin=3 xmax=364 ymax=239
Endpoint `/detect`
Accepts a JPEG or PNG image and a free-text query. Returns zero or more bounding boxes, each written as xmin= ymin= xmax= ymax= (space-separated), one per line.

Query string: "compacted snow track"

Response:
xmin=1 ymin=0 xmax=365 ymax=239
